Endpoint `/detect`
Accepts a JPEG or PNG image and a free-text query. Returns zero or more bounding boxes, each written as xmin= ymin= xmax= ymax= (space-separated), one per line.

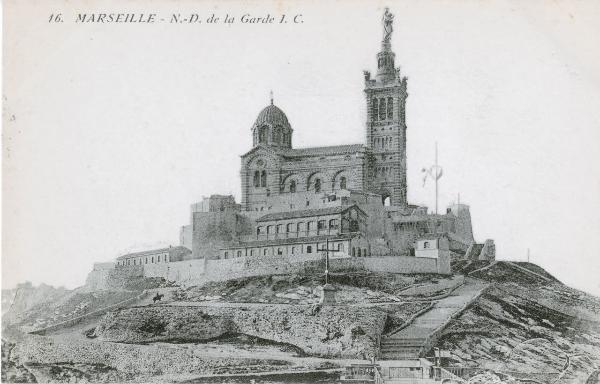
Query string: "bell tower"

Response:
xmin=364 ymin=8 xmax=408 ymax=207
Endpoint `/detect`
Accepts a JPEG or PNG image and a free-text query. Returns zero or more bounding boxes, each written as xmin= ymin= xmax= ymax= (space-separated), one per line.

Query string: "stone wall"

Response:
xmin=105 ymin=265 xmax=144 ymax=290
xmin=208 ymin=254 xmax=450 ymax=282
xmin=145 ymin=253 xmax=451 ymax=286
xmin=143 ymin=259 xmax=206 ymax=285
xmin=328 ymin=255 xmax=450 ymax=275
xmin=478 ymin=239 xmax=496 ymax=261
xmin=191 ymin=211 xmax=254 ymax=260
xmin=93 ymin=304 xmax=387 ymax=359
xmin=83 ymin=252 xmax=450 ymax=292
xmin=83 ymin=264 xmax=114 ymax=291
xmin=204 ymin=253 xmax=322 ymax=282
xmin=179 ymin=224 xmax=193 ymax=250
xmin=83 ymin=264 xmax=143 ymax=291
xmin=446 ymin=204 xmax=474 ymax=243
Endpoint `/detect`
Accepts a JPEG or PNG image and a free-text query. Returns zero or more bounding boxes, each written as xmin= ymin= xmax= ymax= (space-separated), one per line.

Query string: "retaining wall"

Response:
xmin=100 ymin=252 xmax=451 ymax=289
xmin=143 ymin=259 xmax=206 ymax=284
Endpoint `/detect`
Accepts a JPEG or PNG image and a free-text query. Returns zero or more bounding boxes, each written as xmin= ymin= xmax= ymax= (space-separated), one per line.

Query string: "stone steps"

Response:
xmin=380 ymin=337 xmax=426 ymax=359
xmin=381 ymin=338 xmax=426 ymax=346
xmin=384 ymin=379 xmax=438 ymax=384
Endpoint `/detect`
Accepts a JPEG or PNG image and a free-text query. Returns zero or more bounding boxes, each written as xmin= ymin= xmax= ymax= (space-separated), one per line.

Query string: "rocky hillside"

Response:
xmin=94 ymin=304 xmax=386 ymax=359
xmin=1 ymin=262 xmax=599 ymax=383
xmin=436 ymin=262 xmax=600 ymax=383
xmin=2 ymin=283 xmax=68 ymax=321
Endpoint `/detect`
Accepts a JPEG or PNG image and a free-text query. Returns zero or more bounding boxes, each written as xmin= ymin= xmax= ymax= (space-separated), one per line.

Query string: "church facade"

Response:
xmin=240 ymin=8 xmax=407 ymax=212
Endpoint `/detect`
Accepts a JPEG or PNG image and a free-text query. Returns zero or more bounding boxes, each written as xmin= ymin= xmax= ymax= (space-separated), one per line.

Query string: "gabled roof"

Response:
xmin=284 ymin=144 xmax=366 ymax=157
xmin=117 ymin=246 xmax=191 ymax=260
xmin=240 ymin=143 xmax=367 ymax=160
xmin=240 ymin=144 xmax=284 ymax=159
xmin=256 ymin=204 xmax=366 ymax=222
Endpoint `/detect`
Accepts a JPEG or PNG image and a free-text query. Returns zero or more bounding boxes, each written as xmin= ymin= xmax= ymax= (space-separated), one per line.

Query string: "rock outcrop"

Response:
xmin=94 ymin=304 xmax=387 ymax=359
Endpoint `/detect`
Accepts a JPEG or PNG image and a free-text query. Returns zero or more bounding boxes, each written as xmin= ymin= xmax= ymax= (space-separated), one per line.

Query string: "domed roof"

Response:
xmin=253 ymin=103 xmax=290 ymax=128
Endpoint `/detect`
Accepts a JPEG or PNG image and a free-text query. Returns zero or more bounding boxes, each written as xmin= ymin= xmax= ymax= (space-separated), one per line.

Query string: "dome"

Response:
xmin=253 ymin=104 xmax=290 ymax=129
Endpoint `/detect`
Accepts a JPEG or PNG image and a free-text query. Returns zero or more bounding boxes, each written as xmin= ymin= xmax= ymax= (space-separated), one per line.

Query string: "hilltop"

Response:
xmin=2 ymin=261 xmax=599 ymax=383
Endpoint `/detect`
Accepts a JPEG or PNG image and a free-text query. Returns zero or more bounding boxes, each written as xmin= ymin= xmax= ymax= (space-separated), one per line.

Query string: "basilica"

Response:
xmin=241 ymin=12 xmax=408 ymax=212
xmin=110 ymin=9 xmax=494 ymax=283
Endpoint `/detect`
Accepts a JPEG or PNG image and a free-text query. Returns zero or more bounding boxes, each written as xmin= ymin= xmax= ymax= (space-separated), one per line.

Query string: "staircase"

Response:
xmin=380 ymin=337 xmax=426 ymax=360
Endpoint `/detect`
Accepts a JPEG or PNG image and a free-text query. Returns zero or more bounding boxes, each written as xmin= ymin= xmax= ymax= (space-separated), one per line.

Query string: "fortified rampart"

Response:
xmin=191 ymin=211 xmax=254 ymax=260
xmin=143 ymin=259 xmax=205 ymax=284
xmin=148 ymin=253 xmax=450 ymax=286
xmin=87 ymin=251 xmax=451 ymax=290
xmin=83 ymin=262 xmax=116 ymax=291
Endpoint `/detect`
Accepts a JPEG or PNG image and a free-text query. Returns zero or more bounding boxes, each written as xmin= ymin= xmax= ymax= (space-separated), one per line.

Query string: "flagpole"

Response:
xmin=435 ymin=141 xmax=438 ymax=215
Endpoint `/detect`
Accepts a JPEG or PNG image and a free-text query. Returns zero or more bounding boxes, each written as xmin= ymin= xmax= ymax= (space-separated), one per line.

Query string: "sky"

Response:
xmin=3 ymin=0 xmax=600 ymax=296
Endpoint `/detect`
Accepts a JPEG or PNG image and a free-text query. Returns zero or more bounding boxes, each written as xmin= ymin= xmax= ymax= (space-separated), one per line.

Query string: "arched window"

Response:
xmin=297 ymin=222 xmax=305 ymax=235
xmin=291 ymin=247 xmax=295 ymax=254
xmin=260 ymin=171 xmax=267 ymax=187
xmin=317 ymin=220 xmax=326 ymax=232
xmin=276 ymin=224 xmax=283 ymax=235
xmin=273 ymin=126 xmax=282 ymax=143
xmin=253 ymin=171 xmax=260 ymax=187
xmin=237 ymin=250 xmax=242 ymax=257
xmin=383 ymin=196 xmax=391 ymax=206
xmin=363 ymin=248 xmax=367 ymax=257
xmin=387 ymin=98 xmax=393 ymax=119
xmin=424 ymin=241 xmax=430 ymax=249
xmin=352 ymin=247 xmax=356 ymax=257
xmin=290 ymin=180 xmax=296 ymax=193
xmin=224 ymin=251 xmax=229 ymax=259
xmin=340 ymin=177 xmax=347 ymax=190
xmin=358 ymin=248 xmax=362 ymax=257
xmin=263 ymin=248 xmax=268 ymax=255
xmin=372 ymin=98 xmax=379 ymax=121
xmin=379 ymin=98 xmax=386 ymax=120
xmin=307 ymin=221 xmax=315 ymax=234
xmin=314 ymin=178 xmax=321 ymax=192
xmin=286 ymin=223 xmax=293 ymax=234
xmin=329 ymin=219 xmax=338 ymax=230
xmin=257 ymin=226 xmax=262 ymax=237
xmin=259 ymin=126 xmax=268 ymax=143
